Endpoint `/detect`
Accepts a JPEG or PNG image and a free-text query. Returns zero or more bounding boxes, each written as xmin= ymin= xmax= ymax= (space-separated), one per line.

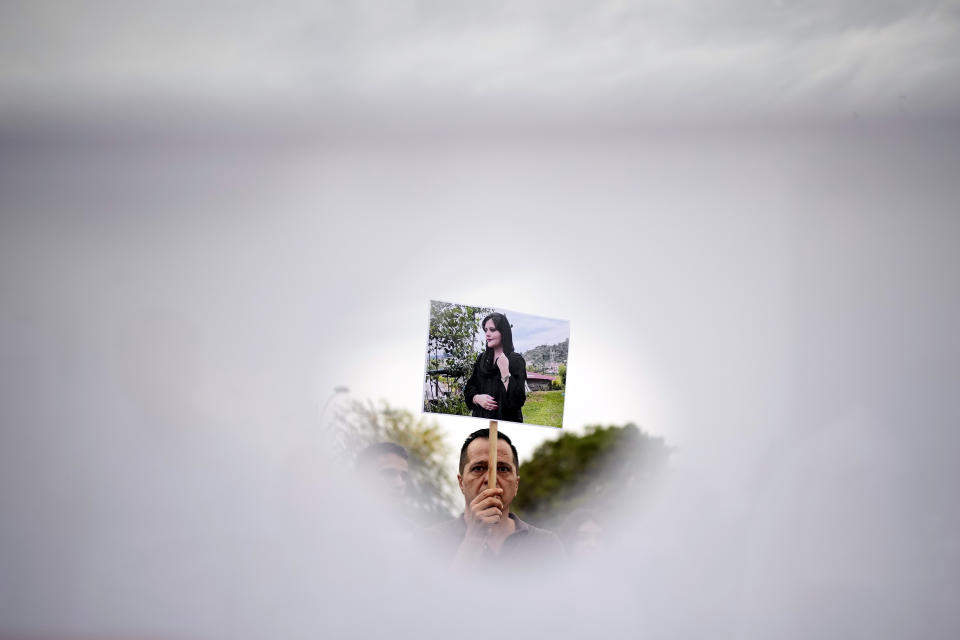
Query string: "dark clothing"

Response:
xmin=463 ymin=351 xmax=527 ymax=422
xmin=426 ymin=512 xmax=565 ymax=568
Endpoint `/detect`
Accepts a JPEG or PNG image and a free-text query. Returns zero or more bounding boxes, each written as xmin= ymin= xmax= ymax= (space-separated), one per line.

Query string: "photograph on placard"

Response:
xmin=423 ymin=300 xmax=569 ymax=429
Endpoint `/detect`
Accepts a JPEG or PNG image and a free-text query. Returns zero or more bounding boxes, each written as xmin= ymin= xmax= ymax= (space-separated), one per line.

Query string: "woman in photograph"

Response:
xmin=464 ymin=312 xmax=527 ymax=422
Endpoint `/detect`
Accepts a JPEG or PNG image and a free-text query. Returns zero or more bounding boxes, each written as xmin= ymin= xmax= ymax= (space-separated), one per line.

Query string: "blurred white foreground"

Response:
xmin=1 ymin=122 xmax=958 ymax=639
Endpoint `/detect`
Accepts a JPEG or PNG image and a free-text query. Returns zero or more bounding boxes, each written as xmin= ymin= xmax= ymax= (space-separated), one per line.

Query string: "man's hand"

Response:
xmin=472 ymin=394 xmax=498 ymax=411
xmin=464 ymin=487 xmax=504 ymax=536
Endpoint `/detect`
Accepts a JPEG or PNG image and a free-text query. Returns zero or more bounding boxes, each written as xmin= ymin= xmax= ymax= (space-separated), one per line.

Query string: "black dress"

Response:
xmin=463 ymin=351 xmax=527 ymax=423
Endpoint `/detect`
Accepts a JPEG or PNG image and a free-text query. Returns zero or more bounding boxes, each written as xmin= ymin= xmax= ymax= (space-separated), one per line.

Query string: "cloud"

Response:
xmin=2 ymin=0 xmax=958 ymax=126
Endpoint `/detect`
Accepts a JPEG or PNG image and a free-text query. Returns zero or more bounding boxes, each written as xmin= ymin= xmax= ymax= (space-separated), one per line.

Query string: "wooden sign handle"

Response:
xmin=488 ymin=420 xmax=498 ymax=489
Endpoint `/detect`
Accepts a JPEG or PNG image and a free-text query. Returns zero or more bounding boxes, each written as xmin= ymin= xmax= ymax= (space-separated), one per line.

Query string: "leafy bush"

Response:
xmin=425 ymin=301 xmax=492 ymax=409
xmin=425 ymin=393 xmax=470 ymax=417
xmin=513 ymin=424 xmax=672 ymax=527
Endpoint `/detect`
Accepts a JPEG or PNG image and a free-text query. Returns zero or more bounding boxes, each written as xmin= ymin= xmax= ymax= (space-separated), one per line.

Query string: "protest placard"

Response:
xmin=423 ymin=300 xmax=570 ymax=484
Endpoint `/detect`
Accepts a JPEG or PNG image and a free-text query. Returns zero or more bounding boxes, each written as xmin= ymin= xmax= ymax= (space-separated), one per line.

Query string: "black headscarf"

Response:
xmin=478 ymin=312 xmax=515 ymax=377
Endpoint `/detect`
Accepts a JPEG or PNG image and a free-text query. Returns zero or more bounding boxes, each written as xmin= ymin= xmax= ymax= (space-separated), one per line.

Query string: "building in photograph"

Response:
xmin=525 ymin=371 xmax=558 ymax=392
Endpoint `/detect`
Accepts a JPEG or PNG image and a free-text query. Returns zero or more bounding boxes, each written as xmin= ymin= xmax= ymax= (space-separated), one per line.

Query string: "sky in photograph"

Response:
xmin=2 ymin=2 xmax=959 ymax=638
xmin=486 ymin=306 xmax=569 ymax=354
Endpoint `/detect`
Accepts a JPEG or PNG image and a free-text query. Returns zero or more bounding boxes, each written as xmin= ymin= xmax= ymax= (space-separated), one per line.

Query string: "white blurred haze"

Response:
xmin=1 ymin=1 xmax=959 ymax=639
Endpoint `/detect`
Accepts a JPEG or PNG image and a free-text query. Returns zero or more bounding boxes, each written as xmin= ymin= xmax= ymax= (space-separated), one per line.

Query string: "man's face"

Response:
xmin=375 ymin=453 xmax=409 ymax=496
xmin=457 ymin=437 xmax=519 ymax=511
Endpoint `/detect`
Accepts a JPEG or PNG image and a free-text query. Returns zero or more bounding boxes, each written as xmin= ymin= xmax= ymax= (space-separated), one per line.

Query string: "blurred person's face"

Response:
xmin=458 ymin=438 xmax=519 ymax=510
xmin=484 ymin=320 xmax=502 ymax=350
xmin=573 ymin=520 xmax=603 ymax=556
xmin=375 ymin=453 xmax=408 ymax=496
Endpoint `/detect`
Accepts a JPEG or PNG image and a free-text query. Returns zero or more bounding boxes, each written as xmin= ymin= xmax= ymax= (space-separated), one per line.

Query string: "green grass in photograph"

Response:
xmin=523 ymin=390 xmax=565 ymax=428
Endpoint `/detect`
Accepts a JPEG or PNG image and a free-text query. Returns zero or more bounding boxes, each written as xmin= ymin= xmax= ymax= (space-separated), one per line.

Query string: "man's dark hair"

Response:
xmin=356 ymin=442 xmax=409 ymax=469
xmin=482 ymin=312 xmax=515 ymax=355
xmin=459 ymin=428 xmax=520 ymax=474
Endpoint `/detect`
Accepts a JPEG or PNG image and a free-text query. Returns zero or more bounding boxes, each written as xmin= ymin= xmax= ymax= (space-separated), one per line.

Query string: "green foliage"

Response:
xmin=427 ymin=393 xmax=469 ymax=417
xmin=558 ymin=363 xmax=567 ymax=387
xmin=334 ymin=398 xmax=458 ymax=521
xmin=522 ymin=390 xmax=565 ymax=428
xmin=512 ymin=424 xmax=671 ymax=527
xmin=425 ymin=301 xmax=492 ymax=415
xmin=550 ymin=378 xmax=563 ymax=391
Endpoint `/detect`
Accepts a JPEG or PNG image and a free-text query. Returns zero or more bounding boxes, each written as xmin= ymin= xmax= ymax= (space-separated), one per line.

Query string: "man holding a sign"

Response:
xmin=427 ymin=428 xmax=564 ymax=567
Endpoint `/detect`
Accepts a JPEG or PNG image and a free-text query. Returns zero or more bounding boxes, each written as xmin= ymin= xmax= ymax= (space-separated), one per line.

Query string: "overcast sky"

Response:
xmin=2 ymin=3 xmax=959 ymax=638
xmin=2 ymin=0 xmax=959 ymax=128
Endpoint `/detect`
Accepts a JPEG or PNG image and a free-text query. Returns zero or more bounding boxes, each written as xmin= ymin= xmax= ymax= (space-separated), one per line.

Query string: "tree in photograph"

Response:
xmin=522 ymin=338 xmax=568 ymax=374
xmin=512 ymin=423 xmax=672 ymax=527
xmin=424 ymin=301 xmax=492 ymax=415
xmin=333 ymin=398 xmax=458 ymax=522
